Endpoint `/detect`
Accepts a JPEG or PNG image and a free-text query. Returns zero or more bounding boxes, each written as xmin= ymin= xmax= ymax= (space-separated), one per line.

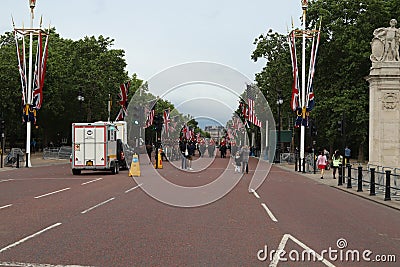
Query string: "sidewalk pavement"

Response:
xmin=0 ymin=152 xmax=69 ymax=172
xmin=276 ymin=163 xmax=400 ymax=212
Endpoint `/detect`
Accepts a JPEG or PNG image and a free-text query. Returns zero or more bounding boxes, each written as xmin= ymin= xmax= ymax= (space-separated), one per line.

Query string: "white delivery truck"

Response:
xmin=71 ymin=122 xmax=120 ymax=175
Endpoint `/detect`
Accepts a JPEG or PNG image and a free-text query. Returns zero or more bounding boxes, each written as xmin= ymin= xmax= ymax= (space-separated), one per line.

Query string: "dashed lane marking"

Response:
xmin=125 ymin=183 xmax=142 ymax=194
xmin=34 ymin=188 xmax=71 ymax=199
xmin=250 ymin=189 xmax=260 ymax=199
xmin=0 ymin=204 xmax=12 ymax=210
xmin=0 ymin=223 xmax=62 ymax=254
xmin=80 ymin=197 xmax=115 ymax=214
xmin=0 ymin=261 xmax=95 ymax=267
xmin=261 ymin=203 xmax=278 ymax=222
xmin=81 ymin=178 xmax=103 ymax=185
xmin=0 ymin=179 xmax=14 ymax=183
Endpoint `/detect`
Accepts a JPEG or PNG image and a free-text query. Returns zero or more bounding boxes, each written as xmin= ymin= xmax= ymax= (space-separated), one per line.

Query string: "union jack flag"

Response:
xmin=163 ymin=108 xmax=171 ymax=133
xmin=115 ymin=81 xmax=130 ymax=121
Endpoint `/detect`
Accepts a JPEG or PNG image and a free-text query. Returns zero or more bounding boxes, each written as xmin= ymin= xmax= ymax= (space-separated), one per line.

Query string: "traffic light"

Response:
xmin=337 ymin=120 xmax=343 ymax=135
xmin=0 ymin=119 xmax=5 ymax=134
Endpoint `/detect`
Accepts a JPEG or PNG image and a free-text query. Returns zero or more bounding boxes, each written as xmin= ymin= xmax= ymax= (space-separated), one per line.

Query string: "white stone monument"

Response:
xmin=366 ymin=19 xmax=400 ymax=167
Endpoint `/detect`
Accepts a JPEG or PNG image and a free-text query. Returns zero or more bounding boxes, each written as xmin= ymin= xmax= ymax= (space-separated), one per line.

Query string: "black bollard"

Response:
xmin=347 ymin=165 xmax=352 ymax=188
xmin=295 ymin=153 xmax=298 ymax=172
xmin=384 ymin=170 xmax=391 ymax=201
xmin=357 ymin=166 xmax=363 ymax=192
xmin=338 ymin=164 xmax=343 ymax=186
xmin=16 ymin=154 xmax=20 ymax=168
xmin=369 ymin=168 xmax=376 ymax=196
xmin=302 ymin=158 xmax=306 ymax=173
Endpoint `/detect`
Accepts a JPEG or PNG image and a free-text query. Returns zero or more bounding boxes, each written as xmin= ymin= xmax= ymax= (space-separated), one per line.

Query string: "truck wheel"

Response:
xmin=116 ymin=163 xmax=120 ymax=174
xmin=111 ymin=164 xmax=117 ymax=175
xmin=72 ymin=169 xmax=81 ymax=175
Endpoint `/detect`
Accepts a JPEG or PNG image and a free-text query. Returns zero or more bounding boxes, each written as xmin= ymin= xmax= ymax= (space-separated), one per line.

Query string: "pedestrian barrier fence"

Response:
xmin=4 ymin=148 xmax=25 ymax=167
xmin=43 ymin=146 xmax=72 ymax=160
xmin=340 ymin=164 xmax=400 ymax=201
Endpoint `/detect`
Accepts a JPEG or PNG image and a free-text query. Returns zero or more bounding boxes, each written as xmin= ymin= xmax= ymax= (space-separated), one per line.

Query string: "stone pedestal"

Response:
xmin=366 ymin=62 xmax=400 ymax=167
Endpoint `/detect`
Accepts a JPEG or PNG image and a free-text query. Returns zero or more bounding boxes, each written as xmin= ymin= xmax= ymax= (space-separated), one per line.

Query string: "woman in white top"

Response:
xmin=316 ymin=150 xmax=328 ymax=179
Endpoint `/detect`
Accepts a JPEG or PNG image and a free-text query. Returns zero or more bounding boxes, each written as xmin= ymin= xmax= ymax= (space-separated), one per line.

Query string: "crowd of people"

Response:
xmin=144 ymin=135 xmax=253 ymax=173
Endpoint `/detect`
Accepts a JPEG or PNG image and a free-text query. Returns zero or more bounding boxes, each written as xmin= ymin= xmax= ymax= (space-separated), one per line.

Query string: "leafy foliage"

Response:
xmin=251 ymin=0 xmax=399 ymax=159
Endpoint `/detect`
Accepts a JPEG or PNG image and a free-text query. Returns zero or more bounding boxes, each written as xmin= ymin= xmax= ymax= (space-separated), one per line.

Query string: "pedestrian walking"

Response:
xmin=240 ymin=145 xmax=250 ymax=174
xmin=331 ymin=150 xmax=343 ymax=179
xmin=187 ymin=141 xmax=196 ymax=170
xmin=344 ymin=146 xmax=351 ymax=165
xmin=317 ymin=150 xmax=328 ymax=179
xmin=233 ymin=151 xmax=241 ymax=173
xmin=146 ymin=142 xmax=153 ymax=164
xmin=179 ymin=139 xmax=188 ymax=170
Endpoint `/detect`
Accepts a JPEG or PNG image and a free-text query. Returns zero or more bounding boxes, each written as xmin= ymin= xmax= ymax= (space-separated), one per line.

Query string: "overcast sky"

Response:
xmin=2 ymin=0 xmax=302 ymax=82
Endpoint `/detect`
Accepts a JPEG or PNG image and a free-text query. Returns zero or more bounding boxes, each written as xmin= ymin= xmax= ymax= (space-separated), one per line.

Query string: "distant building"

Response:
xmin=204 ymin=125 xmax=224 ymax=140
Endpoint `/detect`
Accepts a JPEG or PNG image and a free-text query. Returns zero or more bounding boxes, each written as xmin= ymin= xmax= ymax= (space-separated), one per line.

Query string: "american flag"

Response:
xmin=163 ymin=108 xmax=171 ymax=133
xmin=115 ymin=81 xmax=130 ymax=121
xmin=145 ymin=105 xmax=155 ymax=128
xmin=246 ymin=84 xmax=262 ymax=127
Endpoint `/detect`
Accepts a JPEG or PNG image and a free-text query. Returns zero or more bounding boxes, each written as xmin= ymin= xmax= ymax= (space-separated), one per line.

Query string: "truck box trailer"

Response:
xmin=71 ymin=122 xmax=120 ymax=175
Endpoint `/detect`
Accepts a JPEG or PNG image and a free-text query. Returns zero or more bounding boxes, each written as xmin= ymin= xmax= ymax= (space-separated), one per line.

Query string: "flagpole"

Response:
xmin=25 ymin=2 xmax=36 ymax=167
xmin=300 ymin=0 xmax=308 ymax=172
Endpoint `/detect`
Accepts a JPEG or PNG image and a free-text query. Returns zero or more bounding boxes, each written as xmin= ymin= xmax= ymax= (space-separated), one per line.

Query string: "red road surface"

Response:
xmin=0 ymin=157 xmax=399 ymax=266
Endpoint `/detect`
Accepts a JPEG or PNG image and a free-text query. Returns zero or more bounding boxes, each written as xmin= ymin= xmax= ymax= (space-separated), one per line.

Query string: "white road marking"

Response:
xmin=81 ymin=197 xmax=115 ymax=214
xmin=125 ymin=183 xmax=142 ymax=193
xmin=250 ymin=189 xmax=260 ymax=199
xmin=0 ymin=261 xmax=94 ymax=267
xmin=261 ymin=203 xmax=278 ymax=222
xmin=0 ymin=179 xmax=14 ymax=183
xmin=0 ymin=204 xmax=13 ymax=210
xmin=81 ymin=178 xmax=103 ymax=185
xmin=34 ymin=188 xmax=71 ymax=199
xmin=269 ymin=234 xmax=335 ymax=267
xmin=0 ymin=223 xmax=62 ymax=253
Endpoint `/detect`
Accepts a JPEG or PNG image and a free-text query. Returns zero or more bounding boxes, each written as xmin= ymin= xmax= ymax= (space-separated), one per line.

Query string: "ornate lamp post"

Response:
xmin=13 ymin=0 xmax=49 ymax=167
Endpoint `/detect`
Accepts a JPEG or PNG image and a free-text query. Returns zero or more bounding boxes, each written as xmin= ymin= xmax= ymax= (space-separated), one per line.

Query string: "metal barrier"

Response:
xmin=341 ymin=165 xmax=400 ymax=201
xmin=280 ymin=153 xmax=295 ymax=164
xmin=4 ymin=148 xmax=25 ymax=167
xmin=43 ymin=146 xmax=72 ymax=160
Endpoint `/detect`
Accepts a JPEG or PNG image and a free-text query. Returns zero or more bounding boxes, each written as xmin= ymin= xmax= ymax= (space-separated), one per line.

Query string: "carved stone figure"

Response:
xmin=371 ymin=19 xmax=400 ymax=62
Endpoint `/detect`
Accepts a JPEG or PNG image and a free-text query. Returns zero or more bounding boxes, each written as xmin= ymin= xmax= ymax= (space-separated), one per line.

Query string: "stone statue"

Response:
xmin=371 ymin=19 xmax=400 ymax=62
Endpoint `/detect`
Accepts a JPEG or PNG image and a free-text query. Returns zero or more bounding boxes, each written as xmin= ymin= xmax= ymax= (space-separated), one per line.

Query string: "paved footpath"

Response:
xmin=277 ymin=162 xmax=400 ymax=212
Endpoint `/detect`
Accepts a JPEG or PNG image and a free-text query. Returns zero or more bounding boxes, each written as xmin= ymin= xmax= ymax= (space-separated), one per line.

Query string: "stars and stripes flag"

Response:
xmin=288 ymin=30 xmax=300 ymax=112
xmin=246 ymin=84 xmax=262 ymax=128
xmin=145 ymin=105 xmax=155 ymax=128
xmin=115 ymin=81 xmax=130 ymax=121
xmin=163 ymin=108 xmax=171 ymax=133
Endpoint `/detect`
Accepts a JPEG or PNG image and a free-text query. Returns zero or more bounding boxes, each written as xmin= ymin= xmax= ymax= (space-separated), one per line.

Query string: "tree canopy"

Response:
xmin=251 ymin=0 xmax=400 ymax=160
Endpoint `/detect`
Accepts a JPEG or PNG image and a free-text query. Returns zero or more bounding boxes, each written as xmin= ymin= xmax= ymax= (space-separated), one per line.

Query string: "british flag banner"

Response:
xmin=288 ymin=30 xmax=300 ymax=112
xmin=246 ymin=84 xmax=262 ymax=128
xmin=115 ymin=81 xmax=130 ymax=121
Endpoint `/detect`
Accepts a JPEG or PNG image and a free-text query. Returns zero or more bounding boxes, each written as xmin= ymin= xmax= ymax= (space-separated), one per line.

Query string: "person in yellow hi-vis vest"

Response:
xmin=129 ymin=154 xmax=141 ymax=177
xmin=331 ymin=150 xmax=343 ymax=179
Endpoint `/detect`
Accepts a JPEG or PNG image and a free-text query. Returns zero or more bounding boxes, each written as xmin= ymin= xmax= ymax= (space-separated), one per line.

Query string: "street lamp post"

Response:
xmin=276 ymin=95 xmax=283 ymax=162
